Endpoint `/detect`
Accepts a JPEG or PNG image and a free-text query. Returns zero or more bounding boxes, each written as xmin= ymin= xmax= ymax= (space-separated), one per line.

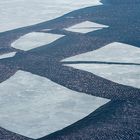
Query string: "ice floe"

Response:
xmin=0 ymin=70 xmax=109 ymax=138
xmin=0 ymin=52 xmax=16 ymax=59
xmin=0 ymin=0 xmax=101 ymax=32
xmin=63 ymin=42 xmax=140 ymax=88
xmin=65 ymin=21 xmax=108 ymax=33
xmin=11 ymin=32 xmax=64 ymax=51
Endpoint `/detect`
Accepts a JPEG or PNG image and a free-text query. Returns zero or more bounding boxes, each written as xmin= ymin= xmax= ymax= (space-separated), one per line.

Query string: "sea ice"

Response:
xmin=11 ymin=32 xmax=64 ymax=51
xmin=63 ymin=42 xmax=140 ymax=88
xmin=65 ymin=21 xmax=108 ymax=33
xmin=0 ymin=70 xmax=109 ymax=138
xmin=0 ymin=52 xmax=16 ymax=59
xmin=0 ymin=0 xmax=101 ymax=32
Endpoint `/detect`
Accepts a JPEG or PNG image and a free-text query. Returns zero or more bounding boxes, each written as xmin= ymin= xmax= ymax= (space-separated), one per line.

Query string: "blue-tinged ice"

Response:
xmin=0 ymin=70 xmax=109 ymax=138
xmin=0 ymin=0 xmax=101 ymax=32
xmin=12 ymin=32 xmax=64 ymax=51
xmin=63 ymin=42 xmax=140 ymax=88
xmin=0 ymin=52 xmax=16 ymax=59
xmin=65 ymin=21 xmax=108 ymax=33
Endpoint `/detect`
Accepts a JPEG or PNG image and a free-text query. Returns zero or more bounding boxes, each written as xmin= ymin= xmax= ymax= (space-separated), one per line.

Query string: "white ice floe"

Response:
xmin=0 ymin=0 xmax=101 ymax=32
xmin=0 ymin=52 xmax=16 ymax=59
xmin=11 ymin=32 xmax=64 ymax=51
xmin=65 ymin=21 xmax=108 ymax=33
xmin=63 ymin=42 xmax=140 ymax=88
xmin=0 ymin=70 xmax=109 ymax=138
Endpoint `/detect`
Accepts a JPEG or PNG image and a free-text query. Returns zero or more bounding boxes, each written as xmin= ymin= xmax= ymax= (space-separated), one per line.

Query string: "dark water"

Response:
xmin=0 ymin=0 xmax=140 ymax=139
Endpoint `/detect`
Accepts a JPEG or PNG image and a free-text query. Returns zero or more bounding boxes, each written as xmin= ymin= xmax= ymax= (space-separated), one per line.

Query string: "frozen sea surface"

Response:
xmin=63 ymin=42 xmax=140 ymax=88
xmin=0 ymin=52 xmax=16 ymax=59
xmin=65 ymin=21 xmax=108 ymax=33
xmin=0 ymin=0 xmax=101 ymax=32
xmin=0 ymin=71 xmax=109 ymax=139
xmin=12 ymin=32 xmax=64 ymax=51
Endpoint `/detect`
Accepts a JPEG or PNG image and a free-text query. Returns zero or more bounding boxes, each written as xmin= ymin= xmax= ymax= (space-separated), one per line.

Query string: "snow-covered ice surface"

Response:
xmin=63 ymin=42 xmax=140 ymax=88
xmin=0 ymin=0 xmax=101 ymax=33
xmin=62 ymin=42 xmax=140 ymax=63
xmin=12 ymin=32 xmax=64 ymax=51
xmin=0 ymin=52 xmax=16 ymax=59
xmin=0 ymin=70 xmax=109 ymax=139
xmin=65 ymin=21 xmax=108 ymax=33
